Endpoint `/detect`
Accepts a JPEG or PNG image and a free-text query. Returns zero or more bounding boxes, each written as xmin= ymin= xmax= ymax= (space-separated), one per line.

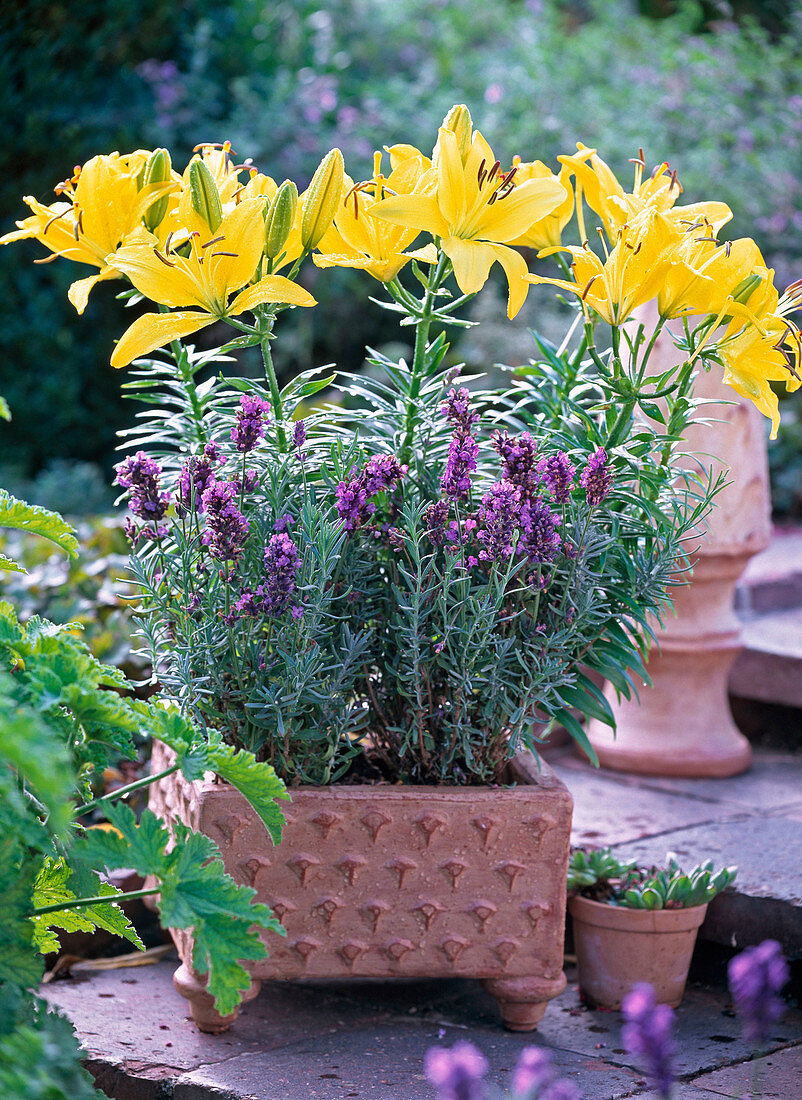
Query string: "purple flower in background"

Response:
xmin=476 ymin=480 xmax=521 ymax=563
xmin=512 ymin=1047 xmax=553 ymax=1096
xmin=537 ymin=452 xmax=576 ymax=504
xmin=425 ymin=1041 xmax=488 ymax=1100
xmin=622 ymin=984 xmax=675 ymax=1099
xmin=442 ymin=387 xmax=479 ymax=435
xmin=728 ymin=939 xmax=789 ymax=1044
xmin=261 ymin=532 xmax=302 ymax=616
xmin=234 ymin=470 xmax=260 ymax=495
xmin=493 ymin=431 xmax=539 ymax=499
xmin=201 ymin=480 xmax=249 ymax=561
xmin=115 ymin=451 xmax=171 ymax=522
xmin=580 ymin=448 xmax=613 ymax=507
xmin=424 ymin=499 xmax=450 ymax=546
xmin=274 ymin=513 xmax=296 ymax=534
xmin=231 ymin=394 xmax=271 ymax=453
xmin=441 ymin=432 xmax=479 ymax=500
xmin=520 ymin=498 xmax=561 ymax=563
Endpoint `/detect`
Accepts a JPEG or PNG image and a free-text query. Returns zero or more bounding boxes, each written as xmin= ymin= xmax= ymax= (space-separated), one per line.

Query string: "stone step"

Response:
xmin=729 ymin=526 xmax=802 ymax=709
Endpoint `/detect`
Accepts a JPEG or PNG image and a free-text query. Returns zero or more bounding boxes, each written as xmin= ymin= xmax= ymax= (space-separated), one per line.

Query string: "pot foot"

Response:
xmin=483 ymin=973 xmax=567 ymax=1031
xmin=173 ymin=963 xmax=261 ymax=1034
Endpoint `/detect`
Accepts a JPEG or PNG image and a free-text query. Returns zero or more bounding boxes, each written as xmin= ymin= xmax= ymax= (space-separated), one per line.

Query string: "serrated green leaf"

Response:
xmin=30 ymin=858 xmax=143 ymax=954
xmin=206 ymin=737 xmax=288 ymax=844
xmin=0 ymin=551 xmax=26 ymax=573
xmin=0 ymin=491 xmax=79 ymax=558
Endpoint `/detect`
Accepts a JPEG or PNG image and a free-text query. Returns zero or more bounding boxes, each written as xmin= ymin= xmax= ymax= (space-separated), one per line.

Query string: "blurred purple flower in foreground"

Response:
xmin=728 ymin=939 xmax=789 ymax=1045
xmin=622 ymin=983 xmax=675 ymax=1099
xmin=425 ymin=1041 xmax=487 ymax=1100
xmin=580 ymin=447 xmax=612 ymax=507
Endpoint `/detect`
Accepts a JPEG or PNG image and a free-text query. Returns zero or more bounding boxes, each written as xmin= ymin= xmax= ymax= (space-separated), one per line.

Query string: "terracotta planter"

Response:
xmin=568 ymin=894 xmax=708 ymax=1009
xmin=148 ymin=742 xmax=573 ymax=1033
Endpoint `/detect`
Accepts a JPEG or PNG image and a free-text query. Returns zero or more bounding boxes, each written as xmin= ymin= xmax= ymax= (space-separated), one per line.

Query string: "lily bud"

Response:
xmin=265 ymin=180 xmax=298 ymax=259
xmin=732 ymin=272 xmax=762 ymax=305
xmin=189 ymin=158 xmax=223 ymax=232
xmin=301 ymin=148 xmax=344 ymax=251
xmin=142 ymin=148 xmax=172 ymax=232
xmin=441 ymin=104 xmax=473 ymax=159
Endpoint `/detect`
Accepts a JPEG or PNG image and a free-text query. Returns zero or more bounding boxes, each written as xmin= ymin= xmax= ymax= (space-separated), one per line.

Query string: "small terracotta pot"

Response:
xmin=149 ymin=742 xmax=573 ymax=1033
xmin=568 ymin=895 xmax=708 ymax=1009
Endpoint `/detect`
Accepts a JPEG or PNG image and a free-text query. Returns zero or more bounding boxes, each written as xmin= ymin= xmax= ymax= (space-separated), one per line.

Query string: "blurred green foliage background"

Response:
xmin=1 ymin=0 xmax=801 ymax=510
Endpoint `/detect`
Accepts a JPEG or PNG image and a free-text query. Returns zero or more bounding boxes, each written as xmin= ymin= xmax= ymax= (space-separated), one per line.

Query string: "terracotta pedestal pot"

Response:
xmin=148 ymin=743 xmax=573 ymax=1033
xmin=568 ymin=895 xmax=708 ymax=1009
xmin=587 ymin=304 xmax=771 ymax=777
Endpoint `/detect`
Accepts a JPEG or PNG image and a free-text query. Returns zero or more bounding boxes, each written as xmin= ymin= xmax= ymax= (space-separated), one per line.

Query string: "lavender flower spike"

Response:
xmin=201 ymin=480 xmax=250 ymax=561
xmin=512 ymin=1047 xmax=553 ymax=1096
xmin=622 ymin=983 xmax=675 ymax=1099
xmin=728 ymin=939 xmax=789 ymax=1045
xmin=231 ymin=393 xmax=271 ymax=453
xmin=580 ymin=447 xmax=613 ymax=507
xmin=423 ymin=499 xmax=450 ymax=546
xmin=441 ymin=432 xmax=478 ymax=501
xmin=441 ymin=386 xmax=479 ymax=434
xmin=476 ymin=480 xmax=521 ymax=563
xmin=493 ymin=431 xmax=539 ymax=500
xmin=537 ymin=452 xmax=576 ymax=504
xmin=115 ymin=451 xmax=171 ymax=522
xmin=260 ymin=532 xmax=302 ymax=617
xmin=425 ymin=1041 xmax=488 ymax=1100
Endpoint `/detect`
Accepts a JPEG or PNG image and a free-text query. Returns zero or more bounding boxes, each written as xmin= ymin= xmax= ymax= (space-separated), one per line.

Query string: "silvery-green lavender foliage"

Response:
xmin=119 ymin=267 xmax=717 ymax=786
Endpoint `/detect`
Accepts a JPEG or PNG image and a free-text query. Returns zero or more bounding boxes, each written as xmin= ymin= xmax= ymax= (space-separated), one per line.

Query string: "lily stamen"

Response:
xmin=152 ymin=247 xmax=175 ymax=268
xmin=202 ymin=235 xmax=226 ymax=249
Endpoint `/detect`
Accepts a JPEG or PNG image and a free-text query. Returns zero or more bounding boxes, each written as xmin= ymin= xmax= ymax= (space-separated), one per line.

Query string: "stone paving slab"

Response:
xmin=550 ymin=749 xmax=802 ymax=816
xmin=688 ymin=1043 xmax=802 ymax=1097
xmin=43 ymin=958 xmax=802 ymax=1100
xmin=731 ymin=608 xmax=802 ymax=709
xmin=735 ymin=526 xmax=802 ymax=615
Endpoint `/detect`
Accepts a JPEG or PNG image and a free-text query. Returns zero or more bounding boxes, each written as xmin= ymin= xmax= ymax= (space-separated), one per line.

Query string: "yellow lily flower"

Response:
xmin=508 ymin=160 xmax=574 ymax=251
xmin=0 ymin=151 xmax=174 ymax=313
xmin=107 ymin=197 xmax=315 ymax=368
xmin=716 ymin=322 xmax=792 ymax=439
xmin=559 ymin=143 xmax=731 ymax=245
xmin=528 ymin=207 xmax=682 ymax=325
xmin=658 ymin=235 xmax=764 ymax=320
xmin=371 ymin=126 xmax=565 ymax=318
xmin=314 ymin=154 xmax=438 ymax=282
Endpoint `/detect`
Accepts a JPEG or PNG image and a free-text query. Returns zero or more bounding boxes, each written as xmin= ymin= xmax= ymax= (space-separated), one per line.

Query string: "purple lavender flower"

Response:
xmin=476 ymin=480 xmax=521 ymax=563
xmin=336 ymin=472 xmax=373 ymax=531
xmin=292 ymin=417 xmax=307 ymax=459
xmin=493 ymin=431 xmax=539 ymax=499
xmin=362 ymin=454 xmax=407 ymax=495
xmin=424 ymin=1041 xmax=488 ymax=1100
xmin=274 ymin=513 xmax=296 ymax=534
xmin=179 ymin=446 xmax=222 ymax=512
xmin=115 ymin=451 xmax=171 ymax=522
xmin=441 ymin=432 xmax=479 ymax=500
xmin=537 ymin=452 xmax=576 ymax=504
xmin=519 ymin=498 xmax=561 ymax=563
xmin=580 ymin=447 xmax=613 ymax=507
xmin=201 ymin=480 xmax=249 ymax=561
xmin=234 ymin=470 xmax=260 ymax=495
xmin=231 ymin=394 xmax=271 ymax=453
xmin=622 ymin=984 xmax=675 ymax=1099
xmin=441 ymin=387 xmax=479 ymax=434
xmin=512 ymin=1047 xmax=552 ymax=1096
xmin=335 ymin=454 xmax=406 ymax=531
xmin=261 ymin=532 xmax=301 ymax=616
xmin=423 ymin=499 xmax=450 ymax=546
xmin=728 ymin=940 xmax=789 ymax=1045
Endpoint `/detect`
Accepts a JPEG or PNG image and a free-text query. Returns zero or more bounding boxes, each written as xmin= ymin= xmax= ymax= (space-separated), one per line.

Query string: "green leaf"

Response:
xmin=553 ymin=708 xmax=599 ymax=767
xmin=0 ymin=552 xmax=26 ymax=574
xmin=297 ymin=373 xmax=335 ymax=398
xmin=0 ymin=491 xmax=79 ymax=558
xmin=206 ymin=736 xmax=289 ymax=845
xmin=75 ymin=804 xmax=279 ymax=1017
xmin=30 ymin=858 xmax=143 ymax=954
xmin=0 ymin=395 xmax=11 ymax=421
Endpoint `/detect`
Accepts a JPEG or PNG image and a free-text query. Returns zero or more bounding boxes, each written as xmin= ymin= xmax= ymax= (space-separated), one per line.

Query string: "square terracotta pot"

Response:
xmin=148 ymin=742 xmax=573 ymax=1032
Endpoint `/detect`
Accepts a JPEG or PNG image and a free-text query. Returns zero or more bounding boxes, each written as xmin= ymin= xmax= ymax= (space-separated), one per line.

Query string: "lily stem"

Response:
xmin=259 ymin=313 xmax=287 ymax=452
xmin=399 ymin=253 xmax=448 ymax=466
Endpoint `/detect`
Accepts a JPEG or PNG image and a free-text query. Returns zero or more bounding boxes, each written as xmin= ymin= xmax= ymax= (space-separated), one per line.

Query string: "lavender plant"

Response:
xmin=5 ymin=105 xmax=798 ymax=786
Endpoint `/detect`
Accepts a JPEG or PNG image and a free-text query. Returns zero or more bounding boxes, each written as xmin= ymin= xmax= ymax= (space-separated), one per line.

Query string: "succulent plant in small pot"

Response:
xmin=4 ymin=102 xmax=791 ymax=1034
xmin=568 ymin=848 xmax=738 ymax=1009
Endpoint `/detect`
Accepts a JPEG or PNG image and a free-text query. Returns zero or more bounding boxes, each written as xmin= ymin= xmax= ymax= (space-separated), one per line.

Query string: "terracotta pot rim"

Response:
xmin=568 ymin=893 xmax=708 ymax=932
